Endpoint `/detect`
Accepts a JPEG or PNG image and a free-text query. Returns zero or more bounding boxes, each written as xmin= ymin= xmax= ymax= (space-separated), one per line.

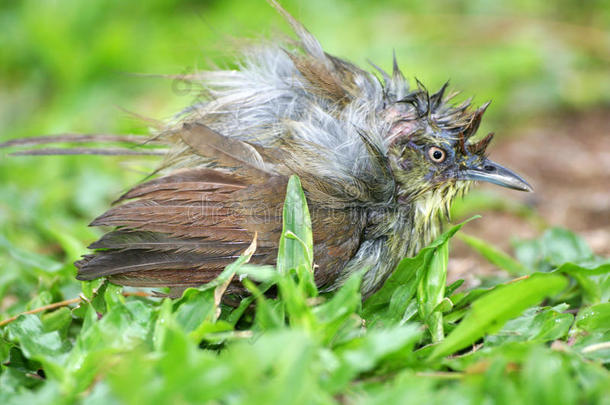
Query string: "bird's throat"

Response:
xmin=388 ymin=181 xmax=471 ymax=272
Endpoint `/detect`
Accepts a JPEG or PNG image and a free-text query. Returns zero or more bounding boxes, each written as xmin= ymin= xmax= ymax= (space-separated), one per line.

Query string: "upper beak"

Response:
xmin=460 ymin=159 xmax=533 ymax=192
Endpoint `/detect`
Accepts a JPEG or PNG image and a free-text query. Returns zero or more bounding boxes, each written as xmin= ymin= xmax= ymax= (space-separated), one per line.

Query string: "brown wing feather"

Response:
xmin=115 ymin=167 xmax=247 ymax=202
xmin=311 ymin=209 xmax=365 ymax=288
xmin=76 ymin=167 xmax=284 ymax=289
xmin=179 ymin=123 xmax=275 ymax=181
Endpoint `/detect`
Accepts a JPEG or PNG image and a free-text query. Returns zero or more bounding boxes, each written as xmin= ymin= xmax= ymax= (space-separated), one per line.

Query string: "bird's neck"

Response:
xmin=396 ymin=182 xmax=470 ymax=252
xmin=381 ymin=193 xmax=442 ymax=266
xmin=359 ymin=183 xmax=468 ymax=297
xmin=406 ymin=189 xmax=448 ymax=251
xmin=338 ymin=182 xmax=470 ymax=298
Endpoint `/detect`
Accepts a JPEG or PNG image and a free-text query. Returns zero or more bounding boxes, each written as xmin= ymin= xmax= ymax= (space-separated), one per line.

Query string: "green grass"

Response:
xmin=1 ymin=175 xmax=609 ymax=404
xmin=1 ymin=1 xmax=609 ymax=403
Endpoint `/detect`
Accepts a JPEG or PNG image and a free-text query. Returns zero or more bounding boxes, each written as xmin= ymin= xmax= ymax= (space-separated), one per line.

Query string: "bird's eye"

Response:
xmin=428 ymin=146 xmax=446 ymax=163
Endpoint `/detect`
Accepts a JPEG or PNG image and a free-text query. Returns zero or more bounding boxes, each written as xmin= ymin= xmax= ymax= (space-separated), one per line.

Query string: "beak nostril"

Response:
xmin=463 ymin=161 xmax=531 ymax=191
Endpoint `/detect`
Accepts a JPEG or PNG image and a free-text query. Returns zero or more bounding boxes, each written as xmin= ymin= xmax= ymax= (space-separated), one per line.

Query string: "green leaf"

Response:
xmin=244 ymin=278 xmax=285 ymax=331
xmin=0 ymin=235 xmax=64 ymax=274
xmin=460 ymin=233 xmax=530 ymax=275
xmin=417 ymin=238 xmax=448 ymax=342
xmin=81 ymin=279 xmax=104 ymax=301
xmin=573 ymin=333 xmax=610 ymax=363
xmin=273 ymin=175 xmax=318 ymax=329
xmin=485 ymin=305 xmax=573 ymax=346
xmin=226 ymin=279 xmax=274 ymax=328
xmin=103 ymin=283 xmax=125 ymax=311
xmin=555 ymin=261 xmax=610 ymax=304
xmin=540 ymin=228 xmax=593 ymax=265
xmin=328 ymin=324 xmax=422 ymax=391
xmin=511 ymin=228 xmax=608 ymax=304
xmin=153 ymin=299 xmax=174 ymax=352
xmin=314 ymin=272 xmax=362 ymax=344
xmin=513 ymin=227 xmax=594 ymax=271
xmin=430 ymin=273 xmax=568 ymax=359
xmin=575 ymin=303 xmax=610 ymax=332
xmin=276 ymin=175 xmax=314 ymax=277
xmin=39 ymin=223 xmax=86 ymax=263
xmin=433 ymin=297 xmax=453 ymax=314
xmin=520 ymin=347 xmax=579 ymax=405
xmin=173 ymin=289 xmax=215 ymax=334
xmin=276 ymin=273 xmax=316 ymax=330
xmin=41 ymin=307 xmax=73 ymax=339
xmin=0 ymin=379 xmax=63 ymax=404
xmin=7 ymin=315 xmax=69 ymax=381
xmin=62 ymin=299 xmax=156 ymax=393
xmin=445 ymin=279 xmax=464 ymax=296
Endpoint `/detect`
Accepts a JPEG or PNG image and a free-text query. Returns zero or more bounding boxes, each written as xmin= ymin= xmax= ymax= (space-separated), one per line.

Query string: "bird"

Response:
xmin=2 ymin=1 xmax=531 ymax=299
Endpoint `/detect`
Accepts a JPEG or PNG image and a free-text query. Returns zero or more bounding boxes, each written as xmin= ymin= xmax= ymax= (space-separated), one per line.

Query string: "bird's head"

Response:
xmin=384 ymin=82 xmax=532 ymax=206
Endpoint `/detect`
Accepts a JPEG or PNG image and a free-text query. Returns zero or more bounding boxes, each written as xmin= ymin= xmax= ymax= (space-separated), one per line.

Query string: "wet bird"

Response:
xmin=3 ymin=2 xmax=531 ymax=298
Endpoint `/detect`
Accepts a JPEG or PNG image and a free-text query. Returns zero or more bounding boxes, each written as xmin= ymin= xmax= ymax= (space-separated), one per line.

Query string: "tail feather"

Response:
xmin=0 ymin=133 xmax=148 ymax=147
xmin=75 ymin=249 xmax=242 ymax=280
xmin=9 ymin=148 xmax=166 ymax=156
xmin=108 ymin=269 xmax=229 ymax=288
xmin=1 ymin=133 xmax=166 ymax=156
xmin=89 ymin=230 xmax=251 ymax=254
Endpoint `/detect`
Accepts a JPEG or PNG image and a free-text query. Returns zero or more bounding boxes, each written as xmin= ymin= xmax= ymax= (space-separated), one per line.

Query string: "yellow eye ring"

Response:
xmin=428 ymin=146 xmax=446 ymax=163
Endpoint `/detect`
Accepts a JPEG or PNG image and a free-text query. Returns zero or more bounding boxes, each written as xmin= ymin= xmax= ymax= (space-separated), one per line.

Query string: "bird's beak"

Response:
xmin=461 ymin=159 xmax=533 ymax=192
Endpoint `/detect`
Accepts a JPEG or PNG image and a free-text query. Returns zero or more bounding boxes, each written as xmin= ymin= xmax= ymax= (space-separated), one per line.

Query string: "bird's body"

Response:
xmin=3 ymin=2 xmax=531 ymax=298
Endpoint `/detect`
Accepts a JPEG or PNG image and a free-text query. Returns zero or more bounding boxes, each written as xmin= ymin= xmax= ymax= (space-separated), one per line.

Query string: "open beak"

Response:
xmin=461 ymin=159 xmax=533 ymax=192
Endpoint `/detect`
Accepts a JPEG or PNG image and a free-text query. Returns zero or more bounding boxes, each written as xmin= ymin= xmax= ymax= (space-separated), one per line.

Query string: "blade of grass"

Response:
xmin=430 ymin=273 xmax=568 ymax=359
xmin=459 ymin=233 xmax=531 ymax=275
xmin=418 ymin=239 xmax=448 ymax=342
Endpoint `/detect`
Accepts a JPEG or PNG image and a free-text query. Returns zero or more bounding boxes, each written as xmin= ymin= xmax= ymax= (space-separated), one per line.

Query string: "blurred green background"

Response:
xmin=0 ymin=0 xmax=609 ymax=308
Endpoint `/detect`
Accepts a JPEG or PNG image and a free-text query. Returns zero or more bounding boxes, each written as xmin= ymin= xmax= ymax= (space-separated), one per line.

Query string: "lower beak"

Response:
xmin=460 ymin=159 xmax=533 ymax=192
